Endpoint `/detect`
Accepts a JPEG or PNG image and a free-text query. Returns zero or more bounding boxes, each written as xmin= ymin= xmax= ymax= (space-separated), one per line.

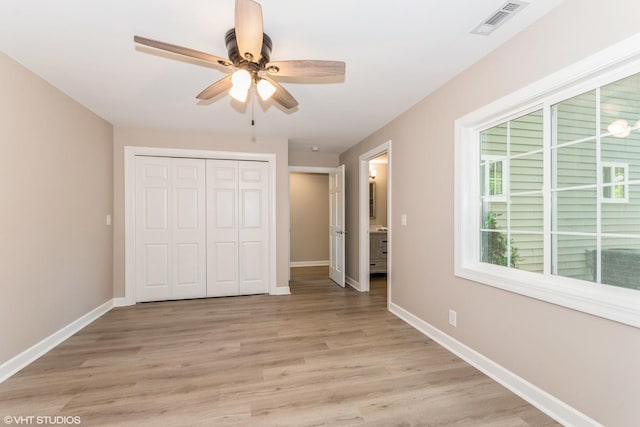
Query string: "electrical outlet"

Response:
xmin=449 ymin=309 xmax=457 ymax=327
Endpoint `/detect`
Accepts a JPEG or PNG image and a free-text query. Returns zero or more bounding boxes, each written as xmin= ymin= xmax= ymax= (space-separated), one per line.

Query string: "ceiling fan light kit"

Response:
xmin=256 ymin=78 xmax=276 ymax=101
xmin=133 ymin=0 xmax=345 ymax=111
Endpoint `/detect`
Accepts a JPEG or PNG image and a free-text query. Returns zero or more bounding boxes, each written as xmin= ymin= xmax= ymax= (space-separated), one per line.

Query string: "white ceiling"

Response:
xmin=0 ymin=0 xmax=563 ymax=154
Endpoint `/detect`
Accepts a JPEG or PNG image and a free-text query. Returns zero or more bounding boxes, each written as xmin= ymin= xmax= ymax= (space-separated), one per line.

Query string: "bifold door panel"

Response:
xmin=135 ymin=156 xmax=269 ymax=302
xmin=206 ymin=160 xmax=269 ymax=297
xmin=238 ymin=161 xmax=269 ymax=295
xmin=206 ymin=160 xmax=239 ymax=297
xmin=135 ymin=157 xmax=206 ymax=302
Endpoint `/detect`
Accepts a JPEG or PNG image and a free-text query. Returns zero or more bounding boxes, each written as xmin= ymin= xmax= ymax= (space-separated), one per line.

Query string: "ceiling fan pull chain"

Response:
xmin=251 ymin=93 xmax=255 ymax=126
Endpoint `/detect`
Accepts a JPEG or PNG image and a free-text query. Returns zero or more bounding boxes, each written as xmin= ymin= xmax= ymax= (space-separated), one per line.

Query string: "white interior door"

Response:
xmin=135 ymin=156 xmax=206 ymax=302
xmin=329 ymin=165 xmax=346 ymax=286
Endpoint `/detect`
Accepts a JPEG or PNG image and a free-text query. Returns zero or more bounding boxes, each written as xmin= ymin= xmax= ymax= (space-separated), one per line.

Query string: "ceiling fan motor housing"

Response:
xmin=225 ymin=28 xmax=272 ymax=70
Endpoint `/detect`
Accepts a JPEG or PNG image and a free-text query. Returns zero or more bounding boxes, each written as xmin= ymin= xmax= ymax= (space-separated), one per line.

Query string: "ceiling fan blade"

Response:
xmin=264 ymin=77 xmax=298 ymax=109
xmin=134 ymin=35 xmax=231 ymax=67
xmin=196 ymin=75 xmax=234 ymax=100
xmin=265 ymin=60 xmax=346 ymax=77
xmin=235 ymin=0 xmax=264 ymax=62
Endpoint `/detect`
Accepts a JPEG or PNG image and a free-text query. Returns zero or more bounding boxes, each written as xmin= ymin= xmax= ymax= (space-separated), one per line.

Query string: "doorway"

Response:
xmin=368 ymin=153 xmax=388 ymax=297
xmin=359 ymin=141 xmax=392 ymax=301
xmin=288 ymin=165 xmax=346 ymax=287
xmin=289 ymin=170 xmax=331 ymax=269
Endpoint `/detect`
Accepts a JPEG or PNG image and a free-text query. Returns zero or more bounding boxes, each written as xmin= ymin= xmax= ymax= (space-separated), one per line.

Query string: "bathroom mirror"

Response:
xmin=369 ymin=181 xmax=376 ymax=219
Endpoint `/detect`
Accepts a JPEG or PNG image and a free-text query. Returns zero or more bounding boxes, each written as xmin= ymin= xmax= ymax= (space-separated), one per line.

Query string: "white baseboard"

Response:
xmin=290 ymin=260 xmax=330 ymax=267
xmin=388 ymin=301 xmax=602 ymax=427
xmin=112 ymin=297 xmax=129 ymax=307
xmin=0 ymin=299 xmax=114 ymax=383
xmin=270 ymin=286 xmax=291 ymax=296
xmin=345 ymin=275 xmax=362 ymax=291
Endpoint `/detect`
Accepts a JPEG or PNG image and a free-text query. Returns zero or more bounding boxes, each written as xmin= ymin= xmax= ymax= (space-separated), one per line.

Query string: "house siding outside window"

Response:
xmin=479 ymin=72 xmax=640 ymax=289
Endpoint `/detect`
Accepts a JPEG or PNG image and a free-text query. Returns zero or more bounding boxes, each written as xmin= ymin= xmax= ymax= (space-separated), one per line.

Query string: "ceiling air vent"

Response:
xmin=471 ymin=0 xmax=529 ymax=36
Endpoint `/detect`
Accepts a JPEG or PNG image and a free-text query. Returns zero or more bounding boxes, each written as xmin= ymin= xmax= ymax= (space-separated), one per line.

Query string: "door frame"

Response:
xmin=358 ymin=141 xmax=392 ymax=298
xmin=124 ymin=146 xmax=277 ymax=306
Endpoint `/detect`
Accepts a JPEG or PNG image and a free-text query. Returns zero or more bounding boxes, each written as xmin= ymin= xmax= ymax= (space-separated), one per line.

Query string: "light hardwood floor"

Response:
xmin=0 ymin=267 xmax=559 ymax=426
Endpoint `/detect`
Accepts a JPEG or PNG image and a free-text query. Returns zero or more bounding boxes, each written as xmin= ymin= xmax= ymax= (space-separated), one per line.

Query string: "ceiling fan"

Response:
xmin=134 ymin=0 xmax=345 ymax=110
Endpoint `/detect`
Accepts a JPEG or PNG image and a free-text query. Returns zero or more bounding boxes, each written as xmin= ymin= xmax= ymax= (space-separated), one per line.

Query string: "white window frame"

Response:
xmin=454 ymin=34 xmax=640 ymax=329
xmin=601 ymin=161 xmax=629 ymax=203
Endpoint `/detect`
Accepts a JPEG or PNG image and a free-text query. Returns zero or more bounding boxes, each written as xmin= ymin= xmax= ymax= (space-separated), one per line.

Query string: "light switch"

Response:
xmin=106 ymin=214 xmax=112 ymax=226
xmin=401 ymin=214 xmax=407 ymax=226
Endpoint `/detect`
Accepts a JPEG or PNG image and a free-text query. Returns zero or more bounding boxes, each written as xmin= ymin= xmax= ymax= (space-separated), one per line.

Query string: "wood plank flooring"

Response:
xmin=0 ymin=267 xmax=559 ymax=426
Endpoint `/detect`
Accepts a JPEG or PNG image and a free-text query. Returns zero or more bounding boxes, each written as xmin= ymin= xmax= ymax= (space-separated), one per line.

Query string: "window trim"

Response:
xmin=455 ymin=34 xmax=640 ymax=329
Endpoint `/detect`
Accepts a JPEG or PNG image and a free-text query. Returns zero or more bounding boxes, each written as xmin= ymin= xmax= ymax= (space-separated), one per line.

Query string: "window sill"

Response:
xmin=455 ymin=263 xmax=640 ymax=328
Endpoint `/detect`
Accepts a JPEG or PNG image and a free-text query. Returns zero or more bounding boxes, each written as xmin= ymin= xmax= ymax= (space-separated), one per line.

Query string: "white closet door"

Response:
xmin=171 ymin=158 xmax=207 ymax=299
xmin=238 ymin=161 xmax=269 ymax=295
xmin=136 ymin=156 xmax=171 ymax=301
xmin=206 ymin=160 xmax=240 ymax=296
xmin=207 ymin=159 xmax=269 ymax=296
xmin=135 ymin=156 xmax=206 ymax=302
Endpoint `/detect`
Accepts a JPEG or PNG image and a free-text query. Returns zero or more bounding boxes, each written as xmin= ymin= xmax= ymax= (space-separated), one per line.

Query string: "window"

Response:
xmin=488 ymin=160 xmax=505 ymax=197
xmin=550 ymin=75 xmax=640 ymax=287
xmin=480 ymin=110 xmax=543 ymax=271
xmin=482 ymin=156 xmax=508 ymax=201
xmin=455 ymin=39 xmax=640 ymax=328
xmin=602 ymin=162 xmax=628 ymax=202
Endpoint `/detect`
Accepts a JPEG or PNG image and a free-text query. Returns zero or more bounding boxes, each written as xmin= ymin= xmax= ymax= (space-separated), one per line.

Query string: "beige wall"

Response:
xmin=339 ymin=0 xmax=640 ymax=425
xmin=369 ymin=163 xmax=387 ymax=228
xmin=290 ymin=173 xmax=329 ymax=263
xmin=288 ymin=149 xmax=339 ymax=167
xmin=0 ymin=53 xmax=114 ymax=365
xmin=112 ymin=127 xmax=290 ymax=296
